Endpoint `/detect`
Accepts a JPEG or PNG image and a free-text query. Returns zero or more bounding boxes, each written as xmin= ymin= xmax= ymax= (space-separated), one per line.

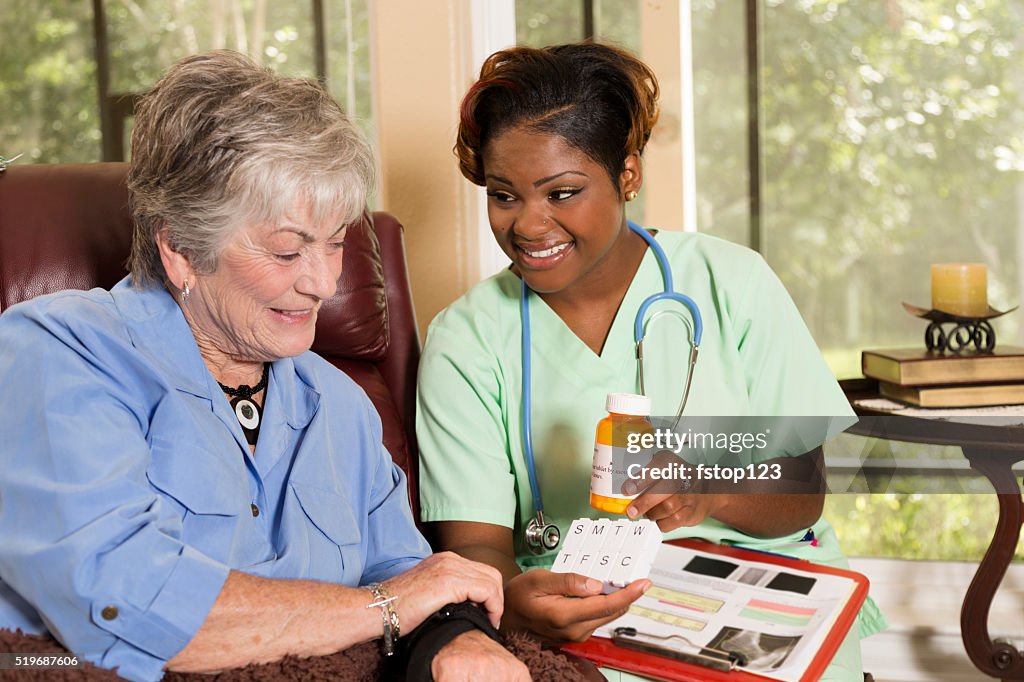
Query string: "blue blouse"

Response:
xmin=0 ymin=278 xmax=430 ymax=682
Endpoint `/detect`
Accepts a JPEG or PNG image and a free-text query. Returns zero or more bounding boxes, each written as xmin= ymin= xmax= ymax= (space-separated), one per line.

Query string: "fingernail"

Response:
xmin=626 ymin=506 xmax=638 ymax=519
xmin=622 ymin=481 xmax=636 ymax=495
xmin=585 ymin=578 xmax=602 ymax=592
xmin=642 ymin=580 xmax=652 ymax=593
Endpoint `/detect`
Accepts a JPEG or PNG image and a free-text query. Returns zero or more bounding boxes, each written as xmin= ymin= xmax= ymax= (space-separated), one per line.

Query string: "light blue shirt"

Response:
xmin=0 ymin=278 xmax=430 ymax=682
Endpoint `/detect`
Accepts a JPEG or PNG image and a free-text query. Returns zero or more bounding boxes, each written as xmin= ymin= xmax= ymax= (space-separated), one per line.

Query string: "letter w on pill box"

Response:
xmin=551 ymin=518 xmax=662 ymax=593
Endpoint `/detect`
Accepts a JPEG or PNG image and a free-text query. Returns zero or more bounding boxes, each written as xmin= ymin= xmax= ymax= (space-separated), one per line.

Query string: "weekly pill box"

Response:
xmin=550 ymin=518 xmax=662 ymax=593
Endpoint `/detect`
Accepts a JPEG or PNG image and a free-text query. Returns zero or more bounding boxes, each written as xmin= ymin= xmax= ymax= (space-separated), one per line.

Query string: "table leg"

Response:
xmin=961 ymin=447 xmax=1024 ymax=680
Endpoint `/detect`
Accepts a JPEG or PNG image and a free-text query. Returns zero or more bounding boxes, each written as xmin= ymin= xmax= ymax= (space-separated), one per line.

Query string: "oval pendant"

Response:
xmin=234 ymin=398 xmax=261 ymax=430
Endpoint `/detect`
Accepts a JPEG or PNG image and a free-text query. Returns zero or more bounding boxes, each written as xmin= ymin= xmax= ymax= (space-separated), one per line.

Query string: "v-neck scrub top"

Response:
xmin=416 ymin=230 xmax=886 ymax=673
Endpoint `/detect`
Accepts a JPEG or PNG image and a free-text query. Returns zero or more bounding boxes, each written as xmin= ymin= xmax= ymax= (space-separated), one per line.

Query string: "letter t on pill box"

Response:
xmin=550 ymin=518 xmax=662 ymax=593
xmin=551 ymin=519 xmax=591 ymax=573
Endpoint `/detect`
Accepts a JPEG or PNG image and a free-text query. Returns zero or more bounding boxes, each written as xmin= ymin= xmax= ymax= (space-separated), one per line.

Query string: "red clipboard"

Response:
xmin=560 ymin=538 xmax=869 ymax=682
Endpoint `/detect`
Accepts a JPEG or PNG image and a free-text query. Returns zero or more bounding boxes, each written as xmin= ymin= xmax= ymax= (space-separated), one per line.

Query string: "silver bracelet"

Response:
xmin=365 ymin=582 xmax=400 ymax=656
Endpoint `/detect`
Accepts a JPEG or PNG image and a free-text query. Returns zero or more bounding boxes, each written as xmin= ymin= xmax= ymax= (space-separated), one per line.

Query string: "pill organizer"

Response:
xmin=550 ymin=518 xmax=663 ymax=593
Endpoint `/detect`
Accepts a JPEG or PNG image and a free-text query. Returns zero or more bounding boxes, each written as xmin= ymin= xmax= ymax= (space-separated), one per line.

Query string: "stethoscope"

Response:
xmin=520 ymin=221 xmax=704 ymax=554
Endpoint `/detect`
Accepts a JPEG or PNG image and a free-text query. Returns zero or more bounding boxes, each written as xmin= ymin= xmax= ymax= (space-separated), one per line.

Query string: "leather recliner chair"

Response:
xmin=0 ymin=162 xmax=423 ymax=517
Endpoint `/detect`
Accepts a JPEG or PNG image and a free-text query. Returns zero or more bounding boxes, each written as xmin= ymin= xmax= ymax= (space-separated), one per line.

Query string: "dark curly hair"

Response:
xmin=455 ymin=42 xmax=659 ymax=187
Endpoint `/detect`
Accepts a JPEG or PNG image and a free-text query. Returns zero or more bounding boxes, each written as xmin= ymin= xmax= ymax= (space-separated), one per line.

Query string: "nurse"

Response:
xmin=417 ymin=42 xmax=884 ymax=680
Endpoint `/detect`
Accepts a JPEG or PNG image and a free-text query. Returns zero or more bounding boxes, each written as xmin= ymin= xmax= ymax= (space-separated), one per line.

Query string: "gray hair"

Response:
xmin=127 ymin=50 xmax=375 ymax=286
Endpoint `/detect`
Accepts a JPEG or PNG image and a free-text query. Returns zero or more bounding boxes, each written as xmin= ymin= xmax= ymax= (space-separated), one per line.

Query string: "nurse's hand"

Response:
xmin=621 ymin=449 xmax=720 ymax=532
xmin=622 ymin=449 xmax=827 ymax=537
xmin=501 ymin=569 xmax=650 ymax=643
xmin=433 ymin=631 xmax=531 ymax=682
xmin=624 ymin=487 xmax=720 ymax=532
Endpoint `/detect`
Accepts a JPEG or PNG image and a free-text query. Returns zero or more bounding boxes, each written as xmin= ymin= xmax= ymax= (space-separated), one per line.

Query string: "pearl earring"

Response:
xmin=625 ymin=190 xmax=638 ymax=201
xmin=181 ymin=279 xmax=190 ymax=304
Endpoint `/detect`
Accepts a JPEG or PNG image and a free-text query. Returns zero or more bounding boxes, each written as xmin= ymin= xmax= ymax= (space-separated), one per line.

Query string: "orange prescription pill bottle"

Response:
xmin=590 ymin=392 xmax=653 ymax=514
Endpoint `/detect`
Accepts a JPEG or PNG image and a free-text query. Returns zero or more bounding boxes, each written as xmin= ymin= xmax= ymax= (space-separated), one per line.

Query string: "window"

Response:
xmin=2 ymin=1 xmax=371 ymax=165
xmin=694 ymin=0 xmax=1024 ymax=378
xmin=516 ymin=0 xmax=639 ymax=50
xmin=2 ymin=3 xmax=100 ymax=164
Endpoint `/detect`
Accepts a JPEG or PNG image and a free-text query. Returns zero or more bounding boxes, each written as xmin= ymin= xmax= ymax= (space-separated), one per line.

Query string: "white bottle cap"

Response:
xmin=605 ymin=392 xmax=651 ymax=416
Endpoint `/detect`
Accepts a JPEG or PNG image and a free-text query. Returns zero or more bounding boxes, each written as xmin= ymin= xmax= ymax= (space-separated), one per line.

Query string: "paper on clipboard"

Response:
xmin=564 ymin=539 xmax=868 ymax=682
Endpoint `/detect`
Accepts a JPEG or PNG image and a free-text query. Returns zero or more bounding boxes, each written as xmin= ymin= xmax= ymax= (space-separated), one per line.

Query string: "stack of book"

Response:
xmin=861 ymin=346 xmax=1024 ymax=408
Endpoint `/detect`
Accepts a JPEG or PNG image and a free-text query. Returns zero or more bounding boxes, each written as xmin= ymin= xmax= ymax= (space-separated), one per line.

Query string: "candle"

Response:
xmin=931 ymin=263 xmax=988 ymax=317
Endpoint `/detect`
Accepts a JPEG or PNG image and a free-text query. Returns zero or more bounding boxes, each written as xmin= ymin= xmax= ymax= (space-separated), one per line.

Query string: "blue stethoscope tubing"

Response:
xmin=519 ymin=220 xmax=703 ymax=553
xmin=629 ymin=222 xmax=703 ymax=419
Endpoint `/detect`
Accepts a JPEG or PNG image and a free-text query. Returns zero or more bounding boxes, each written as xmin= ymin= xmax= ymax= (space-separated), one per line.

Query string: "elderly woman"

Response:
xmin=0 ymin=51 xmax=527 ymax=682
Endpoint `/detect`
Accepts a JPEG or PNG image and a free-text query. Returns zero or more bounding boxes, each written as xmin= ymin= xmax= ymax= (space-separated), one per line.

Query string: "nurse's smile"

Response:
xmin=517 ymin=240 xmax=575 ymax=269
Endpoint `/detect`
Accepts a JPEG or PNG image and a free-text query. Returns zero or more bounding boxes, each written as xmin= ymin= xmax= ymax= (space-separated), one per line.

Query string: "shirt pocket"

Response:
xmin=290 ymin=482 xmax=363 ymax=583
xmin=146 ymin=434 xmax=248 ymax=557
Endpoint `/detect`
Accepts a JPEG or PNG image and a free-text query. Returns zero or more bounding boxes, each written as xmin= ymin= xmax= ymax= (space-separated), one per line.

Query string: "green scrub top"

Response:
xmin=416 ymin=230 xmax=886 ymax=660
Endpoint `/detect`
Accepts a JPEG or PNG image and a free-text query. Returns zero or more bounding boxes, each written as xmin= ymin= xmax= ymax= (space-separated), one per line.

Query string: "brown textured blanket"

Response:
xmin=0 ymin=628 xmax=601 ymax=681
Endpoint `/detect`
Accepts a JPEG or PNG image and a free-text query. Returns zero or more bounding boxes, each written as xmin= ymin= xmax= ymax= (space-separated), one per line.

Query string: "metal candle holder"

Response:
xmin=902 ymin=302 xmax=1017 ymax=354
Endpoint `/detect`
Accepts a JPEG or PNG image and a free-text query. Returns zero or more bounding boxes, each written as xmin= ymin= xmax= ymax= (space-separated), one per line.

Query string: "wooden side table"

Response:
xmin=842 ymin=378 xmax=1024 ymax=681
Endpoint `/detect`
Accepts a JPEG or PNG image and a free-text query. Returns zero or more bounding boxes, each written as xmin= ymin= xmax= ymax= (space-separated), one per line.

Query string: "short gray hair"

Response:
xmin=127 ymin=50 xmax=375 ymax=286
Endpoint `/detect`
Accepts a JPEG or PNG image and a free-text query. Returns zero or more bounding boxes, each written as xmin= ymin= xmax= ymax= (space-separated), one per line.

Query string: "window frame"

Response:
xmin=89 ymin=0 xmax=332 ymax=162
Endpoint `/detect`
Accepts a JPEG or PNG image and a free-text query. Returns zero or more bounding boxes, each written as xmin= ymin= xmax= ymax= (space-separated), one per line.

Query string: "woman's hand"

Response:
xmin=385 ymin=552 xmax=505 ymax=632
xmin=620 ymin=449 xmax=721 ymax=532
xmin=622 ymin=449 xmax=826 ymax=537
xmin=501 ymin=569 xmax=650 ymax=643
xmin=624 ymin=488 xmax=721 ymax=532
xmin=431 ymin=631 xmax=531 ymax=682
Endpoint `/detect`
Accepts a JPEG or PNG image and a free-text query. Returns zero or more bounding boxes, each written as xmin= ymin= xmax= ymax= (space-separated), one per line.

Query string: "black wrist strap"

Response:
xmin=402 ymin=602 xmax=502 ymax=682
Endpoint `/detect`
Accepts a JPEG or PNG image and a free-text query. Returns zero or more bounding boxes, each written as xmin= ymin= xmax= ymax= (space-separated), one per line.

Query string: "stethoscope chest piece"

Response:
xmin=524 ymin=511 xmax=561 ymax=555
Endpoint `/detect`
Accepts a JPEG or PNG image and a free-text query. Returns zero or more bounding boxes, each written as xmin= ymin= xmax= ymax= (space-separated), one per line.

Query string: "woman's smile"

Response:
xmin=269 ymin=305 xmax=318 ymax=322
xmin=516 ymin=240 xmax=575 ymax=269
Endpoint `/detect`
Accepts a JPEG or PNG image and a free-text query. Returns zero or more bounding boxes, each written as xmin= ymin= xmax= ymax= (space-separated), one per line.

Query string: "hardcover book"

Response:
xmin=878 ymin=380 xmax=1024 ymax=408
xmin=861 ymin=346 xmax=1024 ymax=386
